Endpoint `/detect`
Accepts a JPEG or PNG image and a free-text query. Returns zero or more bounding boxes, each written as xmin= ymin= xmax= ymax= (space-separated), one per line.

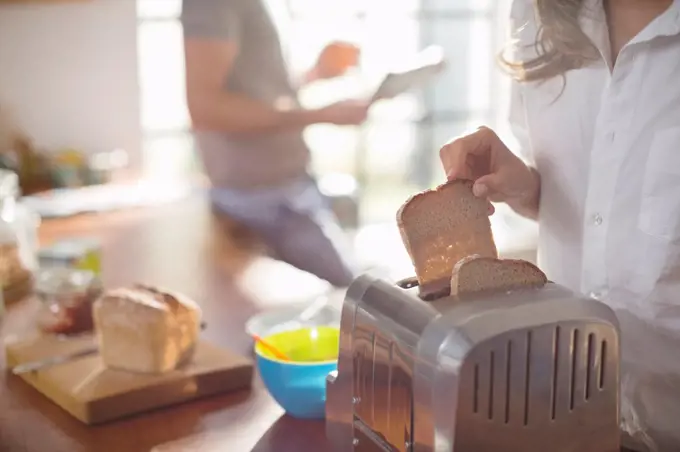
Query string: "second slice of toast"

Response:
xmin=450 ymin=255 xmax=547 ymax=297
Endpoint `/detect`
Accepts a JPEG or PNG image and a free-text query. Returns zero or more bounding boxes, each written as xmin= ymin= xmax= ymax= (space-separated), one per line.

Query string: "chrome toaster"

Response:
xmin=326 ymin=275 xmax=621 ymax=452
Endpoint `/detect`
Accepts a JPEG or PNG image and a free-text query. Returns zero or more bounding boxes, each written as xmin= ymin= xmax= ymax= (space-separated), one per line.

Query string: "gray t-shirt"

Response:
xmin=181 ymin=0 xmax=310 ymax=189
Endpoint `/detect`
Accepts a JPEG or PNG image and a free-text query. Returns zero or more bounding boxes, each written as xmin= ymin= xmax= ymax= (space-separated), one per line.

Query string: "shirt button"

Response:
xmin=593 ymin=213 xmax=603 ymax=226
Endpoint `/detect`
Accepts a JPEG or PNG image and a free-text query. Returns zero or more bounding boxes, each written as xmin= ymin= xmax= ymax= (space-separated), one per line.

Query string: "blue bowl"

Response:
xmin=255 ymin=326 xmax=339 ymax=419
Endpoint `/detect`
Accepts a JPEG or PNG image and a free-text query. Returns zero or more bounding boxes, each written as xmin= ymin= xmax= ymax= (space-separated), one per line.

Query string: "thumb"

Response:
xmin=472 ymin=173 xmax=504 ymax=200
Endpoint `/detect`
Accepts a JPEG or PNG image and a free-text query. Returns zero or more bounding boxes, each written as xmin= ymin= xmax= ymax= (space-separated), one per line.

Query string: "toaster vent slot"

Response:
xmin=523 ymin=330 xmax=532 ymax=426
xmin=504 ymin=340 xmax=512 ymax=424
xmin=473 ymin=364 xmax=479 ymax=414
xmin=600 ymin=339 xmax=607 ymax=390
xmin=550 ymin=326 xmax=560 ymax=420
xmin=371 ymin=332 xmax=377 ymax=423
xmin=569 ymin=328 xmax=579 ymax=411
xmin=585 ymin=332 xmax=595 ymax=400
xmin=488 ymin=351 xmax=495 ymax=420
xmin=388 ymin=340 xmax=394 ymax=427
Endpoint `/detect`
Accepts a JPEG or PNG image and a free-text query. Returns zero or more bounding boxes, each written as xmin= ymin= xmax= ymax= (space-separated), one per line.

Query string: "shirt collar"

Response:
xmin=580 ymin=0 xmax=680 ymax=66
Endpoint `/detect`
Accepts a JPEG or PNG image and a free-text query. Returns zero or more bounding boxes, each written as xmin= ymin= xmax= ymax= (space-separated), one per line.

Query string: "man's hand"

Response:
xmin=316 ymin=100 xmax=369 ymax=126
xmin=185 ymin=37 xmax=368 ymax=132
xmin=439 ymin=126 xmax=540 ymax=219
xmin=311 ymin=41 xmax=360 ymax=81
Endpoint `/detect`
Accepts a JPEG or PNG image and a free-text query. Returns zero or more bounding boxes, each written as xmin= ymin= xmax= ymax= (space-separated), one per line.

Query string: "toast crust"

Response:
xmin=450 ymin=256 xmax=547 ymax=297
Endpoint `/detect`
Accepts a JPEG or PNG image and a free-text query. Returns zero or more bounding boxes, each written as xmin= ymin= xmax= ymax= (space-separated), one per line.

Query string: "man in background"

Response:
xmin=181 ymin=0 xmax=368 ymax=288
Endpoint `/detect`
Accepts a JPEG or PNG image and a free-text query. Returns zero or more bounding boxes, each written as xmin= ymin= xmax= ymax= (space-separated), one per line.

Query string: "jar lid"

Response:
xmin=35 ymin=267 xmax=101 ymax=297
xmin=0 ymin=170 xmax=18 ymax=199
xmin=0 ymin=218 xmax=16 ymax=245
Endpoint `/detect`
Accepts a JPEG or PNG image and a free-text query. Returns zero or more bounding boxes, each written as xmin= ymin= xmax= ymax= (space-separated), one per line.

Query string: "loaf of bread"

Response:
xmin=397 ymin=180 xmax=497 ymax=299
xmin=93 ymin=284 xmax=202 ymax=374
xmin=450 ymin=255 xmax=547 ymax=297
xmin=0 ymin=243 xmax=30 ymax=286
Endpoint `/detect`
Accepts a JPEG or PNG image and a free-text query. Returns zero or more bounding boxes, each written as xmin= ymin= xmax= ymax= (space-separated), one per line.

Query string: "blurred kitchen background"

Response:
xmin=0 ymin=0 xmax=537 ymax=281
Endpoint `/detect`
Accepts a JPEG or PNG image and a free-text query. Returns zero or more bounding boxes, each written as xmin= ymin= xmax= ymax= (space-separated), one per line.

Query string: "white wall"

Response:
xmin=0 ymin=0 xmax=142 ymax=170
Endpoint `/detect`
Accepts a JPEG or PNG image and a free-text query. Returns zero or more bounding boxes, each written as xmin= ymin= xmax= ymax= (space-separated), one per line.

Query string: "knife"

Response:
xmin=11 ymin=346 xmax=100 ymax=375
xmin=11 ymin=322 xmax=208 ymax=375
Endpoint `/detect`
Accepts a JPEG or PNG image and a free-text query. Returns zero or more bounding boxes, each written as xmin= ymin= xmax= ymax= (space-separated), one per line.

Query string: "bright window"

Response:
xmin=135 ymin=0 xmax=529 ymax=236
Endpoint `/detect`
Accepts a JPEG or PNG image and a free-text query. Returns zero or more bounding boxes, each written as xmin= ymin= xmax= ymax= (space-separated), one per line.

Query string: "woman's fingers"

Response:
xmin=440 ymin=126 xmax=496 ymax=181
xmin=439 ymin=126 xmax=510 ymax=215
xmin=473 ymin=182 xmax=489 ymax=197
xmin=473 ymin=173 xmax=507 ymax=202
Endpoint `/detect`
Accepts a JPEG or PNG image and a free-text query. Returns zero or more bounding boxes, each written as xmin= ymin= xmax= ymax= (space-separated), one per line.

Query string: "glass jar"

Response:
xmin=0 ymin=170 xmax=38 ymax=304
xmin=0 ymin=217 xmax=17 ymax=287
xmin=0 ymin=260 xmax=5 ymax=326
xmin=36 ymin=268 xmax=103 ymax=335
xmin=0 ymin=169 xmax=18 ymax=223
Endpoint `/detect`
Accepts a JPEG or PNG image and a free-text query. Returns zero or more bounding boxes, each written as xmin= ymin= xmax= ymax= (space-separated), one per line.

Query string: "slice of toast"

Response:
xmin=450 ymin=255 xmax=547 ymax=297
xmin=397 ymin=180 xmax=497 ymax=299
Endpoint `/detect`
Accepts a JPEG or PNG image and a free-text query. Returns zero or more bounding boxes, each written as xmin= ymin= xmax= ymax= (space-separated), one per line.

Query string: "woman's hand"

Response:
xmin=439 ymin=126 xmax=540 ymax=219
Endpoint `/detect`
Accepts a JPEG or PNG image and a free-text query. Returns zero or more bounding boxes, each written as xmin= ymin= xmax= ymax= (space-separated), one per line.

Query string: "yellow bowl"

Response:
xmin=255 ymin=326 xmax=340 ymax=364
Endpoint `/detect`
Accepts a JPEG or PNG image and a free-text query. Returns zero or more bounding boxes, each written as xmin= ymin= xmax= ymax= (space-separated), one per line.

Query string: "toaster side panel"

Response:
xmin=327 ymin=276 xmax=374 ymax=452
xmin=350 ymin=280 xmax=439 ymax=451
xmin=450 ymin=322 xmax=619 ymax=452
xmin=353 ymin=308 xmax=414 ymax=451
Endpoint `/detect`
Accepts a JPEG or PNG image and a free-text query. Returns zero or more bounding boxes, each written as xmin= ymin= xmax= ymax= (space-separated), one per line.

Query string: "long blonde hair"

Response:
xmin=500 ymin=0 xmax=600 ymax=82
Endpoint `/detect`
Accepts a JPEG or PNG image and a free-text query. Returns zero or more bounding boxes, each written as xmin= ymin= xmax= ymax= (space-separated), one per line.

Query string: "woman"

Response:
xmin=440 ymin=0 xmax=680 ymax=450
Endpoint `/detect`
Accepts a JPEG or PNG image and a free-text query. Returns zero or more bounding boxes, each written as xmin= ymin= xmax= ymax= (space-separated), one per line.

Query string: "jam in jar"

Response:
xmin=36 ymin=268 xmax=103 ymax=335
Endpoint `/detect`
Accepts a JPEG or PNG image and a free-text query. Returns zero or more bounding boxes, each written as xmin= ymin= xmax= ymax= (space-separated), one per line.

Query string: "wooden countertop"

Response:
xmin=0 ymin=196 xmax=335 ymax=452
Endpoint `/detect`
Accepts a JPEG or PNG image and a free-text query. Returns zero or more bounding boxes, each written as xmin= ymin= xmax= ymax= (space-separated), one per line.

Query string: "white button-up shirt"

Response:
xmin=509 ymin=1 xmax=680 ymax=450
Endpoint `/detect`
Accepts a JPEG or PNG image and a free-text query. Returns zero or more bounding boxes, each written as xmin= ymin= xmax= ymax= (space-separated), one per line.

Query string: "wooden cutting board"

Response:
xmin=5 ymin=333 xmax=254 ymax=425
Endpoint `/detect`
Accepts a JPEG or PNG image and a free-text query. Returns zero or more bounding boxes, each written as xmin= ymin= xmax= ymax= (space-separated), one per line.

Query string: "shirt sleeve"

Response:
xmin=180 ymin=0 xmax=242 ymax=43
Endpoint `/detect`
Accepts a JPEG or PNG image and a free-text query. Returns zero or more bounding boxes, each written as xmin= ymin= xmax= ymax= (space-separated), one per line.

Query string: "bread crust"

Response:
xmin=450 ymin=256 xmax=547 ymax=297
